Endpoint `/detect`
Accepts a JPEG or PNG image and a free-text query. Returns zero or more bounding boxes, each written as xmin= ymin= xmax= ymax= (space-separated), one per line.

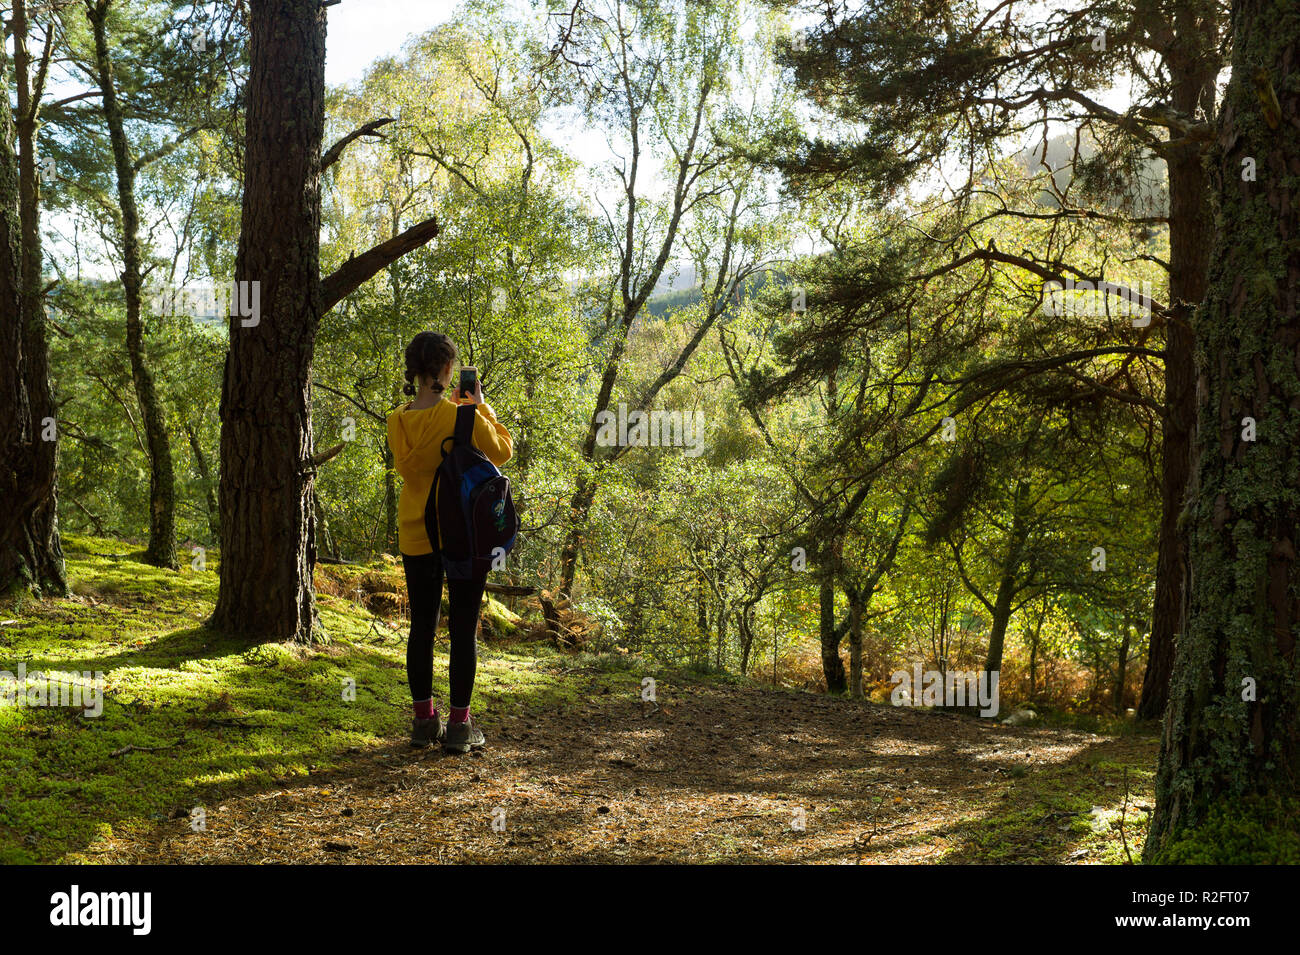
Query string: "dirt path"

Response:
xmin=98 ymin=672 xmax=1156 ymax=864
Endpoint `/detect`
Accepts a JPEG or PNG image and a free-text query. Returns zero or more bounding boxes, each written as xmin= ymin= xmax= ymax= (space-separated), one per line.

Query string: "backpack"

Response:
xmin=424 ymin=403 xmax=519 ymax=580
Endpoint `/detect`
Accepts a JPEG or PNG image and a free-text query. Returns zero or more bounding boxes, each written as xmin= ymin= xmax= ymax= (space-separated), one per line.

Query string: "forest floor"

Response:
xmin=3 ymin=537 xmax=1158 ymax=864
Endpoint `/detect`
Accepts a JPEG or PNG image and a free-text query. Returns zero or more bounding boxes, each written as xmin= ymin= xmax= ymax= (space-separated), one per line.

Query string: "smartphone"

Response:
xmin=458 ymin=366 xmax=478 ymax=401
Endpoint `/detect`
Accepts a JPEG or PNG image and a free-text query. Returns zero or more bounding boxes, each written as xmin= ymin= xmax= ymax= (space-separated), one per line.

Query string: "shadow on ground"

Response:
xmin=93 ymin=673 xmax=1157 ymax=865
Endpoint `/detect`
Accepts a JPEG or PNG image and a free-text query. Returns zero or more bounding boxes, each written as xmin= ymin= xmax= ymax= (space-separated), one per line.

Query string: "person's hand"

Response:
xmin=456 ymin=379 xmax=483 ymax=405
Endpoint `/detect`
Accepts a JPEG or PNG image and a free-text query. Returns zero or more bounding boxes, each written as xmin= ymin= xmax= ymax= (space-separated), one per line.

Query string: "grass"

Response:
xmin=0 ymin=535 xmax=610 ymax=864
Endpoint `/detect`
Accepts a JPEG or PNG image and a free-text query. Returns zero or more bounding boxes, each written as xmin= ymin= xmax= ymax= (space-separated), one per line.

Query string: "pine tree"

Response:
xmin=210 ymin=0 xmax=438 ymax=640
xmin=1145 ymin=0 xmax=1300 ymax=860
xmin=0 ymin=0 xmax=67 ymax=598
xmin=764 ymin=0 xmax=1224 ymax=716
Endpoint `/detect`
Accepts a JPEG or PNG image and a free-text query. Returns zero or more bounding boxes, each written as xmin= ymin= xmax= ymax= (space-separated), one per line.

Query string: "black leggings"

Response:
xmin=401 ymin=552 xmax=486 ymax=709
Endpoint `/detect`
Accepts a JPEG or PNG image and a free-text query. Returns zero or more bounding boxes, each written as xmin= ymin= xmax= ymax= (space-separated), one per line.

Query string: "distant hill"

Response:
xmin=644 ymin=268 xmax=779 ymax=318
xmin=1010 ymin=130 xmax=1167 ymax=219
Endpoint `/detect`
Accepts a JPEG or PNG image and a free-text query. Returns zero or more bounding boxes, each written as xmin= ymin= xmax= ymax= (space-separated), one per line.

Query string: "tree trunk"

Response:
xmin=557 ymin=339 xmax=623 ymax=600
xmin=0 ymin=2 xmax=65 ymax=598
xmin=1141 ymin=8 xmax=1220 ymax=721
xmin=1027 ymin=596 xmax=1048 ymax=699
xmin=738 ymin=606 xmax=754 ymax=675
xmin=1115 ymin=615 xmax=1132 ymax=715
xmin=315 ymin=496 xmax=337 ymax=562
xmin=383 ymin=440 xmax=397 ymax=553
xmin=982 ymin=571 xmax=1018 ymax=677
xmin=819 ymin=573 xmax=846 ymax=693
xmin=1028 ymin=629 xmax=1038 ymax=697
xmin=514 ymin=374 xmax=534 ymax=514
xmin=209 ymin=0 xmax=327 ymax=641
xmin=384 ymin=215 xmax=402 ymax=555
xmin=696 ymin=579 xmax=708 ymax=636
xmin=558 ymin=470 xmax=599 ymax=597
xmin=88 ymin=0 xmax=177 ymax=569
xmin=1146 ymin=0 xmax=1300 ymax=856
xmin=714 ymin=596 xmax=727 ymax=671
xmin=184 ymin=421 xmax=220 ymax=543
xmin=983 ymin=484 xmax=1030 ymax=676
xmin=847 ymin=583 xmax=864 ymax=700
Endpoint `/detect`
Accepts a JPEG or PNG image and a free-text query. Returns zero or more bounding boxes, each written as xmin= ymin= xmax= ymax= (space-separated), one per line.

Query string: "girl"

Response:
xmin=386 ymin=331 xmax=512 ymax=753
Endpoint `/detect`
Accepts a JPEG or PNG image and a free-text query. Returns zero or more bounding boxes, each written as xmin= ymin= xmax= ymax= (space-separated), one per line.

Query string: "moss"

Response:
xmin=1148 ymin=796 xmax=1300 ymax=864
xmin=0 ymin=535 xmax=593 ymax=863
xmin=480 ymin=596 xmax=522 ymax=639
xmin=941 ymin=742 xmax=1159 ymax=864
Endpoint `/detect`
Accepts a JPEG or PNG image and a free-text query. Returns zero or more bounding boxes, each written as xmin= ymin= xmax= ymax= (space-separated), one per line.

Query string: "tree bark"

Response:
xmin=0 ymin=1 xmax=65 ymax=597
xmin=819 ymin=573 xmax=846 ymax=693
xmin=847 ymin=583 xmax=864 ymax=700
xmin=1028 ymin=628 xmax=1038 ymax=697
xmin=696 ymin=578 xmax=708 ymax=637
xmin=1140 ymin=5 xmax=1221 ymax=721
xmin=209 ymin=0 xmax=328 ymax=641
xmin=383 ymin=211 xmax=402 ymax=555
xmin=87 ymin=0 xmax=177 ymax=569
xmin=738 ymin=606 xmax=754 ymax=675
xmin=1146 ymin=0 xmax=1300 ymax=855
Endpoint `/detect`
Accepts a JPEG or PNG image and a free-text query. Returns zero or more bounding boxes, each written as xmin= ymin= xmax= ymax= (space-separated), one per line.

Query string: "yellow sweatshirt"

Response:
xmin=385 ymin=398 xmax=513 ymax=556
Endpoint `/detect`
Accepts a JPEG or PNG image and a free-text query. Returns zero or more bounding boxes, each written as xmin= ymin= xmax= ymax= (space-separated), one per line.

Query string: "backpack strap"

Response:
xmin=454 ymin=402 xmax=477 ymax=447
xmin=423 ymin=466 xmax=441 ymax=553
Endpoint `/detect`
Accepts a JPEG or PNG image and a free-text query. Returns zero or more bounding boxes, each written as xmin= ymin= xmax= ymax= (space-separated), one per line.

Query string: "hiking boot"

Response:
xmin=410 ymin=715 xmax=443 ymax=748
xmin=442 ymin=717 xmax=485 ymax=754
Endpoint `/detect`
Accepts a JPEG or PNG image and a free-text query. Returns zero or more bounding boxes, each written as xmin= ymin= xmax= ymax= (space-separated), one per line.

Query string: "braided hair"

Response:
xmin=402 ymin=331 xmax=457 ymax=397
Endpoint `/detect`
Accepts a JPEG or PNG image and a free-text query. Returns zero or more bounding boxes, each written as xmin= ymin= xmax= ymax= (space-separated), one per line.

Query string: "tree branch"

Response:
xmin=915 ymin=248 xmax=1170 ymax=317
xmin=309 ymin=443 xmax=345 ymax=467
xmin=321 ymin=117 xmax=394 ymax=171
xmin=319 ymin=214 xmax=439 ymax=311
xmin=133 ymin=124 xmax=203 ymax=172
xmin=313 ymin=380 xmax=386 ymax=423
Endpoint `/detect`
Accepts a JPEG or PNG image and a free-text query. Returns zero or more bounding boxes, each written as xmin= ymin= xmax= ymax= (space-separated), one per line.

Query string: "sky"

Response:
xmin=324 ymin=0 xmax=460 ymax=87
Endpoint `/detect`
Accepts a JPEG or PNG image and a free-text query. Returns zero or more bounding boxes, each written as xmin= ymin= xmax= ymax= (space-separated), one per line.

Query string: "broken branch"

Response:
xmin=311 ymin=443 xmax=346 ymax=467
xmin=321 ymin=117 xmax=395 ymax=171
xmin=319 ymin=215 xmax=439 ymax=311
